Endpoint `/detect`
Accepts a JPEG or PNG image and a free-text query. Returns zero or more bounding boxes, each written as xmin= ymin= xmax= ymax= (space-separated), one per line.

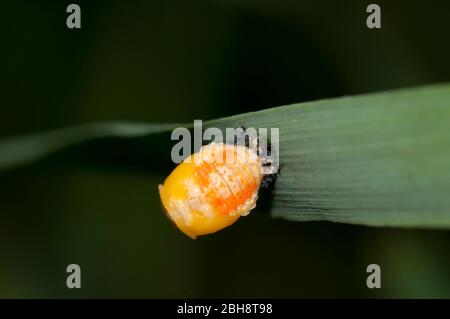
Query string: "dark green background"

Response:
xmin=1 ymin=0 xmax=449 ymax=297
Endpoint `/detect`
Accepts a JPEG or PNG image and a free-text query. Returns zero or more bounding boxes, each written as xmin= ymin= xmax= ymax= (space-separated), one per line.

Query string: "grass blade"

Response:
xmin=1 ymin=84 xmax=450 ymax=227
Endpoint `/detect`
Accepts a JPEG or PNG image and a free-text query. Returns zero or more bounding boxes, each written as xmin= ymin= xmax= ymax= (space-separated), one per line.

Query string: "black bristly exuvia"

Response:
xmin=233 ymin=126 xmax=279 ymax=190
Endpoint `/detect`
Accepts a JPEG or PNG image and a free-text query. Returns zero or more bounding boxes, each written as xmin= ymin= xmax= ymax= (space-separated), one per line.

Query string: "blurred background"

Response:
xmin=1 ymin=0 xmax=450 ymax=298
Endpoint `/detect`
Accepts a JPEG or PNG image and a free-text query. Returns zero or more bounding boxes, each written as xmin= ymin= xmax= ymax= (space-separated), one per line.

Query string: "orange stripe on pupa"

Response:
xmin=193 ymin=147 xmax=258 ymax=216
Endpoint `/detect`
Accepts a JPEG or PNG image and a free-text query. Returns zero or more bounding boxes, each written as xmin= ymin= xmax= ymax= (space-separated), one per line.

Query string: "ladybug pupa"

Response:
xmin=158 ymin=129 xmax=278 ymax=239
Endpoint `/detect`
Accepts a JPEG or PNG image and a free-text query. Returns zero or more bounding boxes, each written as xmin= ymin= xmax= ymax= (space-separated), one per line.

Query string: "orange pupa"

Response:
xmin=159 ymin=138 xmax=276 ymax=239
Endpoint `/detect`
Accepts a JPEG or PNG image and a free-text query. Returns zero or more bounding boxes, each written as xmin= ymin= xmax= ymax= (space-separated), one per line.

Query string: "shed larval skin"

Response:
xmin=159 ymin=142 xmax=262 ymax=239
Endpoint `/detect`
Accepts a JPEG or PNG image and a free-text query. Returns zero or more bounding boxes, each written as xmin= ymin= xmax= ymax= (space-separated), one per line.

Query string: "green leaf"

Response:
xmin=1 ymin=84 xmax=450 ymax=228
xmin=0 ymin=122 xmax=180 ymax=172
